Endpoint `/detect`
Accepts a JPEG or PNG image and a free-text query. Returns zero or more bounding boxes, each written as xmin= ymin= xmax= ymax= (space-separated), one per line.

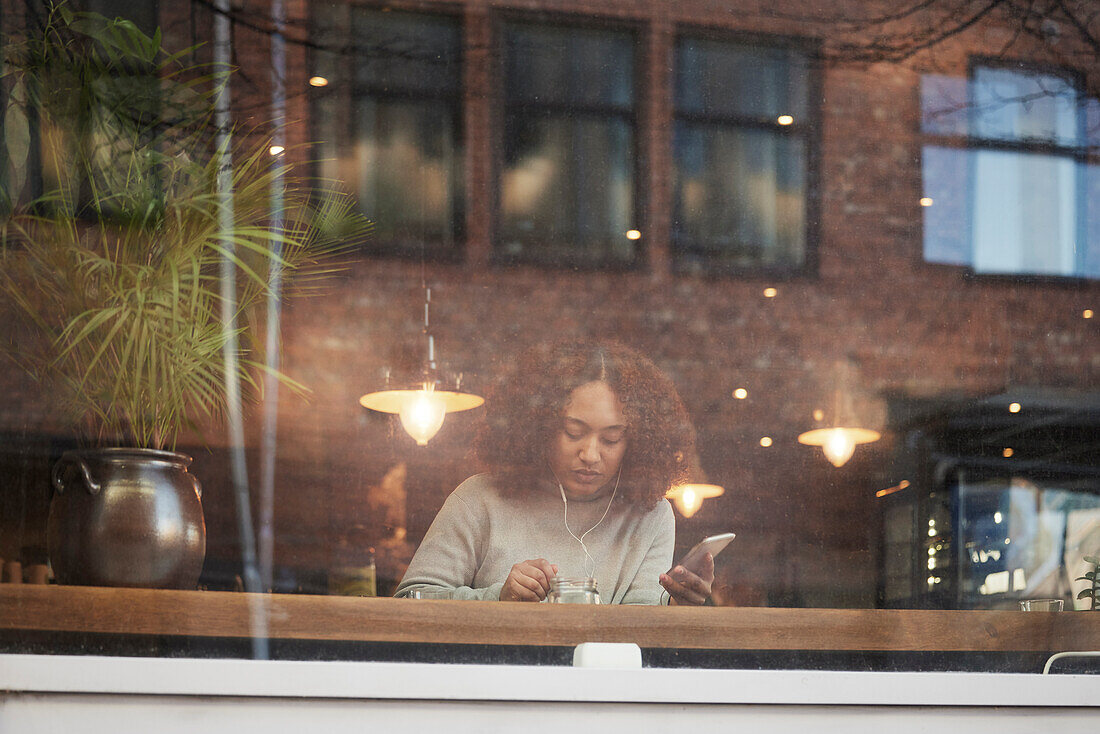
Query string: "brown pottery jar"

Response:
xmin=47 ymin=448 xmax=206 ymax=589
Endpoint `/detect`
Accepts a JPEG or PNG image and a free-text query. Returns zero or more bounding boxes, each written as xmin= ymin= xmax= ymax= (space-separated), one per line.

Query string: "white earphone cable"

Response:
xmin=557 ymin=464 xmax=621 ymax=579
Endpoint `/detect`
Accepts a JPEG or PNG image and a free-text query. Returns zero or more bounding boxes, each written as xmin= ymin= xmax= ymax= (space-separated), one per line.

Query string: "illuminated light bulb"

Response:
xmin=309 ymin=76 xmax=329 ymax=87
xmin=1084 ymin=309 xmax=1094 ymax=319
xmin=759 ymin=436 xmax=773 ymax=447
xmin=1002 ymin=447 xmax=1013 ymax=458
xmin=928 ymin=558 xmax=935 ymax=570
xmin=1009 ymin=402 xmax=1021 ymax=413
xmin=994 ymin=511 xmax=1003 ymax=524
xmin=625 ymin=229 xmax=642 ymax=240
xmin=919 ymin=197 xmax=934 ymax=207
xmin=777 ymin=115 xmax=794 ymax=125
xmin=821 ymin=429 xmax=856 ymax=467
xmin=397 ymin=389 xmax=447 ymax=446
xmin=679 ymin=487 xmax=699 ymax=517
xmin=269 ymin=145 xmax=285 ymax=156
xmin=733 ymin=388 xmax=748 ymax=399
xmin=763 ymin=287 xmax=778 ymax=298
xmin=813 ymin=409 xmax=825 ymax=422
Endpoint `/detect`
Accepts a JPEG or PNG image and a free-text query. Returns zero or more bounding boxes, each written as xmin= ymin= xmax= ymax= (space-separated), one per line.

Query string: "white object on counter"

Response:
xmin=572 ymin=642 xmax=642 ymax=669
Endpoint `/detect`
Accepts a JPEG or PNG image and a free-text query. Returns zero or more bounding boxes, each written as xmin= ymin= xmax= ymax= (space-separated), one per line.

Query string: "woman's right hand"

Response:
xmin=500 ymin=559 xmax=559 ymax=601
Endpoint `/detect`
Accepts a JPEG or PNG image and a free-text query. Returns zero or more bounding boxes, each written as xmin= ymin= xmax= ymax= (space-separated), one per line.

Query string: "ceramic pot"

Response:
xmin=47 ymin=448 xmax=206 ymax=589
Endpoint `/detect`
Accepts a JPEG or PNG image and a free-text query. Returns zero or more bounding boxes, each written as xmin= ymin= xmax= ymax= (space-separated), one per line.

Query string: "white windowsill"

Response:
xmin=0 ymin=654 xmax=1096 ymax=707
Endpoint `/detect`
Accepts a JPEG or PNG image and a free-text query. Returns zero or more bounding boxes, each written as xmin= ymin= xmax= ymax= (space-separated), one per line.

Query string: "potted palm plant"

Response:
xmin=1077 ymin=556 xmax=1099 ymax=611
xmin=0 ymin=3 xmax=365 ymax=588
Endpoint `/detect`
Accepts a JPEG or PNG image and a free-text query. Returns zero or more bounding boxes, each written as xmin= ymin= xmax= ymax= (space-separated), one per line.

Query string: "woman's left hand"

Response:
xmin=659 ymin=552 xmax=714 ymax=606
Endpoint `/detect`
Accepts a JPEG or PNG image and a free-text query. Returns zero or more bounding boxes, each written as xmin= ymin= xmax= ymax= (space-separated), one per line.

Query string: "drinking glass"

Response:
xmin=1019 ymin=598 xmax=1064 ymax=611
xmin=406 ymin=588 xmax=453 ymax=600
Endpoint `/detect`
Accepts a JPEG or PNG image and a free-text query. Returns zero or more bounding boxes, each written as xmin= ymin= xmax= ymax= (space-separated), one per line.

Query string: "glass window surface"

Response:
xmin=922 ymin=64 xmax=1099 ymax=279
xmin=954 ymin=477 xmax=1100 ymax=609
xmin=497 ymin=21 xmax=638 ymax=267
xmin=676 ymin=39 xmax=808 ymax=121
xmin=3 ymin=1 xmax=1100 ymax=681
xmin=312 ymin=7 xmax=463 ymax=257
xmin=672 ymin=35 xmax=810 ymax=273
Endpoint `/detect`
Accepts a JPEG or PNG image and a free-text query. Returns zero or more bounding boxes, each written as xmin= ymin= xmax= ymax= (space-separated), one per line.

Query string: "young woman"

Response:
xmin=395 ymin=339 xmax=714 ymax=605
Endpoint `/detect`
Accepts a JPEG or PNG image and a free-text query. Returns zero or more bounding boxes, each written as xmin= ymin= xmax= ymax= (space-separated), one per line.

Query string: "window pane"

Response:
xmin=86 ymin=0 xmax=159 ymax=35
xmin=676 ymin=39 xmax=808 ymax=121
xmin=498 ymin=22 xmax=637 ymax=265
xmin=673 ymin=124 xmax=805 ymax=269
xmin=923 ymin=144 xmax=1099 ymax=278
xmin=499 ymin=114 xmax=635 ymax=264
xmin=972 ymin=149 xmax=1081 ymax=276
xmin=349 ymin=10 xmax=461 ymax=95
xmin=921 ymin=145 xmax=970 ymax=266
xmin=956 ymin=480 xmax=1100 ymax=607
xmin=312 ymin=8 xmax=462 ymax=253
xmin=971 ymin=67 xmax=1079 ymax=146
xmin=921 ymin=74 xmax=970 ymax=137
xmin=1086 ymin=163 xmax=1100 ymax=276
xmin=505 ymin=24 xmax=634 ymax=109
xmin=336 ymin=99 xmax=458 ymax=243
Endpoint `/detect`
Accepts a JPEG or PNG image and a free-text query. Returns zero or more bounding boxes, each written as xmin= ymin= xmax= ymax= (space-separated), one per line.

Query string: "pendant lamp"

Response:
xmin=797 ymin=358 xmax=882 ymax=467
xmin=360 ymin=283 xmax=483 ymax=445
xmin=665 ymin=450 xmax=725 ymax=518
xmin=666 ymin=483 xmax=725 ymax=518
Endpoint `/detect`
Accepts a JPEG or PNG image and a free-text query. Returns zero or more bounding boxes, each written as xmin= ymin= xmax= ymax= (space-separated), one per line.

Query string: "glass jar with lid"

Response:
xmin=548 ymin=576 xmax=601 ymax=604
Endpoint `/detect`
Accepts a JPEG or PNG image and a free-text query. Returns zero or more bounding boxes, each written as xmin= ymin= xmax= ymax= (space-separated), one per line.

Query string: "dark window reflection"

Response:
xmin=498 ymin=22 xmax=638 ymax=267
xmin=672 ymin=37 xmax=810 ymax=273
xmin=312 ymin=7 xmax=463 ymax=258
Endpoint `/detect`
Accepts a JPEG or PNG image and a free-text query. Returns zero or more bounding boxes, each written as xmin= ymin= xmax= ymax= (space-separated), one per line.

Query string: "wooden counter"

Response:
xmin=2 ymin=585 xmax=1098 ymax=652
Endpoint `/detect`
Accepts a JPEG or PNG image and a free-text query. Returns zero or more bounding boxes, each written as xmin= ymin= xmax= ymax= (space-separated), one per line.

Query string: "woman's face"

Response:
xmin=548 ymin=380 xmax=628 ymax=498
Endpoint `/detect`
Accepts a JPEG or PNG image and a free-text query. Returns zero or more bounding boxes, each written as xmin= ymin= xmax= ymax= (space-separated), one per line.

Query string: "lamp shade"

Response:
xmin=360 ymin=385 xmax=484 ymax=446
xmin=666 ymin=483 xmax=725 ymax=518
xmin=797 ymin=427 xmax=881 ymax=467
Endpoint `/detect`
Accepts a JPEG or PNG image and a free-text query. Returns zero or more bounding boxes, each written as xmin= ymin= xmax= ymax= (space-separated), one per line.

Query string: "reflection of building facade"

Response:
xmin=0 ymin=0 xmax=1097 ymax=607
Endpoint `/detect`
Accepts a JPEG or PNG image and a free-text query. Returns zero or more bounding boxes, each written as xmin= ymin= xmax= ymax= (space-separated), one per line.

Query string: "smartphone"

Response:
xmin=678 ymin=532 xmax=735 ymax=571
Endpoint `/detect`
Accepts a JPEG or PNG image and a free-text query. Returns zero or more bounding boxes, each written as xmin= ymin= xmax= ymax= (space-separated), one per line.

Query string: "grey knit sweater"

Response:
xmin=394 ymin=473 xmax=674 ymax=604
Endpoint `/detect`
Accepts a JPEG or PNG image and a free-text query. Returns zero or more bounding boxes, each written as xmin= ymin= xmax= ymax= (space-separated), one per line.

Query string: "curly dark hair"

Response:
xmin=474 ymin=339 xmax=696 ymax=508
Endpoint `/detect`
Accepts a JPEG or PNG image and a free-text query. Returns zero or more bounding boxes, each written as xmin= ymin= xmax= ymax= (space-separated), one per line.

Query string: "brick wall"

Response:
xmin=1 ymin=0 xmax=1097 ymax=605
